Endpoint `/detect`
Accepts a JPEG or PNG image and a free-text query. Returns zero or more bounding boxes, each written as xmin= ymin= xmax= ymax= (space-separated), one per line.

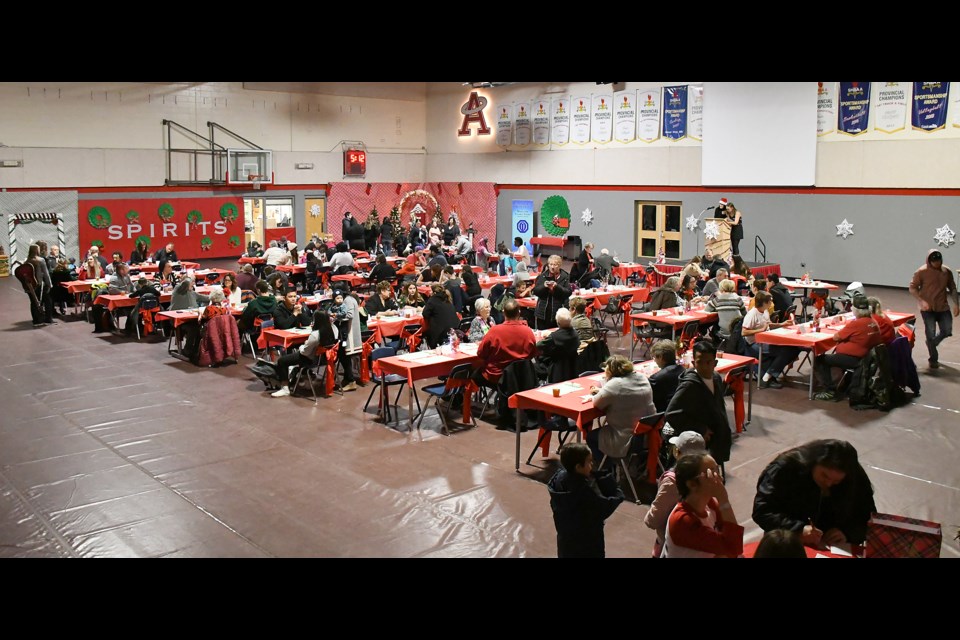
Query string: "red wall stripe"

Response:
xmin=496 ymin=184 xmax=960 ymax=197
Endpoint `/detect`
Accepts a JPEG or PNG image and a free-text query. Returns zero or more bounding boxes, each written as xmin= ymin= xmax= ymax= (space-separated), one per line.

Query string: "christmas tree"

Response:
xmin=433 ymin=204 xmax=443 ymax=228
xmin=369 ymin=205 xmax=380 ymax=223
xmin=389 ymin=206 xmax=401 ymax=242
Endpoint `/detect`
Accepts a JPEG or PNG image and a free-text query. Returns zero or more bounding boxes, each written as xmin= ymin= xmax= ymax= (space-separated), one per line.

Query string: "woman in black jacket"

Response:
xmin=461 ymin=267 xmax=482 ymax=298
xmin=421 ymin=283 xmax=460 ymax=348
xmin=752 ymin=439 xmax=876 ymax=546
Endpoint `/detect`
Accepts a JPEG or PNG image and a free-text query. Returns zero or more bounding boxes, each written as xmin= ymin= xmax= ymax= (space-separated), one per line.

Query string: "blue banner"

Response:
xmin=511 ymin=199 xmax=534 ymax=256
xmin=662 ymin=85 xmax=687 ymax=140
xmin=912 ymin=82 xmax=950 ymax=131
xmin=838 ymin=81 xmax=871 ymax=135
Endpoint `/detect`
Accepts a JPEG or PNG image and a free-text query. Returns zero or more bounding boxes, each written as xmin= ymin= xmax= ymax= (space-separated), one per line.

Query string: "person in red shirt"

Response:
xmin=660 ymin=453 xmax=744 ymax=558
xmin=867 ymin=296 xmax=896 ymax=344
xmin=475 ymin=298 xmax=537 ymax=384
xmin=814 ymin=294 xmax=882 ymax=401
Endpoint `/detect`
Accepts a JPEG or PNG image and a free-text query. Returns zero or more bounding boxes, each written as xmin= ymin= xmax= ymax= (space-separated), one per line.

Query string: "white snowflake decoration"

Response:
xmin=685 ymin=214 xmax=699 ymax=232
xmin=836 ymin=218 xmax=854 ymax=239
xmin=310 ymin=204 xmax=321 ymax=218
xmin=581 ymin=208 xmax=594 ymax=226
xmin=934 ymin=224 xmax=956 ymax=248
xmin=704 ymin=220 xmax=721 ymax=241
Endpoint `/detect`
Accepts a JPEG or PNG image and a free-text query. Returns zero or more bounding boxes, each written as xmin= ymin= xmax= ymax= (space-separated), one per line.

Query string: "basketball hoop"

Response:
xmin=253 ymin=181 xmax=262 ymax=190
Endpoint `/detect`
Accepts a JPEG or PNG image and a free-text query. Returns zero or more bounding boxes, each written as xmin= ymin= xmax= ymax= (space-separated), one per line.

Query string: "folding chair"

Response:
xmin=416 ymin=363 xmax=476 ymax=435
xmin=363 ymin=346 xmax=419 ymax=423
xmin=592 ymin=315 xmax=612 ymax=344
xmin=676 ymin=319 xmax=701 ymax=357
xmin=398 ymin=323 xmax=423 ymax=354
xmin=204 ymin=272 xmax=221 ymax=285
xmin=291 ymin=342 xmax=341 ymax=402
xmin=526 ymin=414 xmax=580 ymax=465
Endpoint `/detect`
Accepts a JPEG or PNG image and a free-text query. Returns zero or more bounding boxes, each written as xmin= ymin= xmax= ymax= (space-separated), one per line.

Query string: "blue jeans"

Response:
xmin=921 ymin=310 xmax=953 ymax=362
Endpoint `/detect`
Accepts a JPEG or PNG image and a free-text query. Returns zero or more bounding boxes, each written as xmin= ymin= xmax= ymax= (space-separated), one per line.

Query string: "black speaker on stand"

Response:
xmin=565 ymin=235 xmax=582 ymax=262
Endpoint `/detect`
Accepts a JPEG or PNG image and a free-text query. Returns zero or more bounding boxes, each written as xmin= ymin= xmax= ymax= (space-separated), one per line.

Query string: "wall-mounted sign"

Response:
xmin=458 ymin=91 xmax=492 ymax=136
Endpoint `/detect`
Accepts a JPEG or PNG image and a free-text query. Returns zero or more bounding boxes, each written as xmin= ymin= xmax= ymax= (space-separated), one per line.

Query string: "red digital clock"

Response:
xmin=343 ymin=149 xmax=367 ymax=176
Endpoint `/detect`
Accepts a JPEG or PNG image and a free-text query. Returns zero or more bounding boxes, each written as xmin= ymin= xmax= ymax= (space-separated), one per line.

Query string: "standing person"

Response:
xmin=33 ymin=242 xmax=56 ymax=324
xmin=25 ymin=244 xmax=54 ymax=326
xmin=717 ymin=198 xmax=744 ymax=257
xmin=443 ymin=215 xmax=460 ymax=246
xmin=909 ymin=249 xmax=958 ymax=369
xmin=665 ymin=341 xmax=732 ymax=466
xmin=379 ymin=216 xmax=394 ymax=255
xmin=421 ymin=283 xmax=460 ymax=348
xmin=547 ymin=443 xmax=625 ymax=558
xmin=428 ymin=219 xmax=443 ymax=247
xmin=364 ymin=215 xmax=380 ymax=253
xmin=533 ymin=254 xmax=572 ymax=329
xmin=752 ymin=439 xmax=876 ymax=547
xmin=333 ymin=288 xmax=362 ymax=392
xmin=660 ymin=452 xmax=744 ymax=558
xmin=343 ymin=212 xmax=365 ymax=251
xmin=644 ymin=431 xmax=708 ymax=557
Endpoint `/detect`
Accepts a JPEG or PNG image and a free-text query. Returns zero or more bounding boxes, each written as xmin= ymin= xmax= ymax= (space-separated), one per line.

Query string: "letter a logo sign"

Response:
xmin=458 ymin=91 xmax=492 ymax=137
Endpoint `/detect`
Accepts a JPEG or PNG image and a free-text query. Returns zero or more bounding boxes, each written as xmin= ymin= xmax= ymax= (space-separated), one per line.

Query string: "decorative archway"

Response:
xmin=7 ymin=212 xmax=65 ymax=266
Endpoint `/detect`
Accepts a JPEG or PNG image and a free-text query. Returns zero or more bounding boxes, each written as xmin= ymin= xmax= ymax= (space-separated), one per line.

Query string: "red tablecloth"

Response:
xmin=368 ymin=314 xmax=424 ymax=342
xmin=276 ymin=264 xmax=306 ymax=275
xmin=238 ymin=256 xmax=266 ymax=265
xmin=741 ymin=540 xmax=861 ymax=558
xmin=262 ymin=327 xmax=312 ymax=350
xmin=131 ymin=261 xmax=200 ymax=273
xmin=530 ymin=236 xmax=566 ymax=248
xmin=331 ymin=274 xmax=369 ymax=288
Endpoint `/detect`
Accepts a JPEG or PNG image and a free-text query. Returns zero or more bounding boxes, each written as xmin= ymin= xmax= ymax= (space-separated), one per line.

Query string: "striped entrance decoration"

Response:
xmin=8 ymin=212 xmax=65 ymax=265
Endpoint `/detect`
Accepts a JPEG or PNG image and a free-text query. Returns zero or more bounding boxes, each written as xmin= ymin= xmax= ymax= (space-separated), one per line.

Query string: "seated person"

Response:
xmin=753 ymin=530 xmax=807 ymax=558
xmin=421 ymin=283 xmax=460 ymax=348
xmin=364 ymin=281 xmax=399 ymax=318
xmin=665 ymin=341 xmax=732 ymax=466
xmin=368 ymin=253 xmax=397 ymax=283
xmin=245 ymin=240 xmax=264 ymax=258
xmin=397 ymin=282 xmax=425 ymax=309
xmin=741 ymin=291 xmax=798 ymax=389
xmin=699 ymin=247 xmax=727 ymax=280
xmin=468 ymin=298 xmax=495 ymax=343
xmin=508 ymin=270 xmax=535 ymax=299
xmin=169 ymin=276 xmax=210 ymax=311
xmin=220 ymin=272 xmax=243 ymax=307
xmin=569 ymin=297 xmax=594 ymax=342
xmin=324 ymin=242 xmax=355 ymax=274
xmin=587 ymin=355 xmax=656 ymax=464
xmin=417 ymin=264 xmax=443 ymax=285
xmin=746 ymin=278 xmax=768 ymax=310
xmin=648 ymin=339 xmax=684 ymax=412
xmin=129 ymin=241 xmax=149 ymax=265
xmin=475 ymin=298 xmax=537 ymax=385
xmin=270 ymin=311 xmax=339 ymax=398
xmin=594 ymin=248 xmax=619 ymax=279
xmin=427 ymin=245 xmax=448 ymax=268
xmin=153 ymin=242 xmax=178 ymax=263
xmin=155 ymin=260 xmax=179 ymax=288
xmin=104 ymin=252 xmax=125 ymax=276
xmin=705 ymin=279 xmax=746 ymax=339
xmin=107 ymin=262 xmax=135 ymax=294
xmin=454 ymin=234 xmax=472 ymax=257
xmin=661 ymin=453 xmax=744 ymax=558
xmin=644 ymin=431 xmax=707 ymax=557
xmin=547 ymin=442 xmax=624 ymax=558
xmin=536 ymin=308 xmax=582 ymax=381
xmin=262 ymin=240 xmax=289 ymax=267
xmin=700 ymin=268 xmax=729 ymax=299
xmin=461 ymin=267 xmax=482 ymax=298
xmin=867 ymin=296 xmax=896 ymax=344
xmin=752 ymin=439 xmax=877 ymax=547
xmin=236 ymin=264 xmax=259 ymax=292
xmin=78 ymin=255 xmax=105 ymax=280
xmin=201 ymin=287 xmax=231 ymax=322
xmin=813 ymin=294 xmax=882 ymax=401
xmin=265 ymin=270 xmax=289 ymax=296
xmin=766 ymin=273 xmax=795 ymax=320
xmin=273 ymin=288 xmax=313 ymax=330
xmin=239 ymin=281 xmax=278 ymax=331
xmin=647 ymin=276 xmax=684 ymax=311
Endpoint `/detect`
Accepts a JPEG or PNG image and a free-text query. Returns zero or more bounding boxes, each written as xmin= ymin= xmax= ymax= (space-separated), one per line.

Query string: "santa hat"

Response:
xmin=719 ymin=197 xmax=729 ymax=206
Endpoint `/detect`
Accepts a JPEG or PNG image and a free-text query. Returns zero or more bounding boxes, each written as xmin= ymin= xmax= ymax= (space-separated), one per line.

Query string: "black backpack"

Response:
xmin=724 ymin=316 xmax=747 ymax=356
xmin=848 ymin=343 xmax=905 ymax=412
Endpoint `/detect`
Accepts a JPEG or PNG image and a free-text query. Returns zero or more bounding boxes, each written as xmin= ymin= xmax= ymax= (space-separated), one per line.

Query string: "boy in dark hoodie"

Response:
xmin=909 ymin=249 xmax=959 ymax=368
xmin=665 ymin=340 xmax=732 ymax=466
xmin=547 ymin=442 xmax=624 ymax=558
xmin=239 ymin=280 xmax=279 ymax=331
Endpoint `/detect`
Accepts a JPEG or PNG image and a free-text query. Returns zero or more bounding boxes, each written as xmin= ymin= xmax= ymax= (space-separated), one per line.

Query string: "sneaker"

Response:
xmin=271 ymin=386 xmax=291 ymax=397
xmin=814 ymin=390 xmax=836 ymax=401
xmin=929 ymin=359 xmax=940 ymax=369
xmin=341 ymin=381 xmax=358 ymax=392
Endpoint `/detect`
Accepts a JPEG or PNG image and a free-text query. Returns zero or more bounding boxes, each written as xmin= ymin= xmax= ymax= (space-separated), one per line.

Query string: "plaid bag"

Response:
xmin=865 ymin=513 xmax=941 ymax=558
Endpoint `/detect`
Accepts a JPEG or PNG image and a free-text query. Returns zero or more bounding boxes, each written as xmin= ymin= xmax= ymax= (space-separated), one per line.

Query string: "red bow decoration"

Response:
xmin=726 ymin=374 xmax=746 ymax=433
xmin=396 ymin=183 xmax=402 ymax=195
xmin=323 ymin=344 xmax=339 ymax=396
xmin=405 ymin=329 xmax=423 ymax=353
xmin=359 ymin=333 xmax=377 ymax=384
xmin=142 ymin=308 xmax=156 ymax=335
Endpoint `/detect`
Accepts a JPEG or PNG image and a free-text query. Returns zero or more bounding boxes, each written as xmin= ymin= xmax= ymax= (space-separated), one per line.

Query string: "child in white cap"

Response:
xmin=643 ymin=431 xmax=707 ymax=557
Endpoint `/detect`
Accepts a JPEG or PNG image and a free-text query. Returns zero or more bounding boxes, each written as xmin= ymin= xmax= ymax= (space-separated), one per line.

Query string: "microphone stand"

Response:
xmin=693 ymin=206 xmax=713 ymax=257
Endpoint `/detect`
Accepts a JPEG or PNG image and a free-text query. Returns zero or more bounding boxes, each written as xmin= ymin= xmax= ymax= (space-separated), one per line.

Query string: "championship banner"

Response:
xmin=495 ymin=103 xmax=513 ymax=147
xmin=591 ymin=94 xmax=613 ymax=144
xmin=912 ymin=82 xmax=950 ymax=132
xmin=613 ymin=90 xmax=636 ymax=143
xmin=570 ymin=96 xmax=592 ymax=145
xmin=79 ymin=197 xmax=245 ymax=260
xmin=551 ymin=96 xmax=570 ymax=146
xmin=817 ymin=82 xmax=837 ymax=136
xmin=688 ymin=85 xmax=704 ymax=141
xmin=838 ymin=81 xmax=871 ymax=136
xmin=533 ymin=97 xmax=551 ymax=146
xmin=637 ymin=89 xmax=661 ymax=143
xmin=514 ymin=101 xmax=532 ymax=147
xmin=874 ymin=82 xmax=907 ymax=133
xmin=511 ymin=200 xmax=534 ymax=256
xmin=662 ymin=85 xmax=687 ymax=141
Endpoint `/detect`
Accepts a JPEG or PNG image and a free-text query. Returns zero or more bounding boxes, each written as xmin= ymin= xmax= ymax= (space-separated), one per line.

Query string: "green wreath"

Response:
xmin=87 ymin=206 xmax=111 ymax=229
xmin=200 ymin=236 xmax=213 ymax=250
xmin=540 ymin=195 xmax=571 ymax=237
xmin=126 ymin=210 xmax=139 ymax=222
xmin=219 ymin=202 xmax=239 ymax=222
xmin=187 ymin=210 xmax=203 ymax=226
xmin=91 ymin=239 xmax=104 ymax=249
xmin=227 ymin=235 xmax=241 ymax=248
xmin=135 ymin=235 xmax=152 ymax=250
xmin=158 ymin=203 xmax=175 ymax=221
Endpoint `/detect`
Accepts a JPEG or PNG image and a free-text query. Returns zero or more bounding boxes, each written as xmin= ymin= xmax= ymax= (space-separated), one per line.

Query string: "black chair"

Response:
xmin=526 ymin=415 xmax=579 ymax=465
xmin=204 ymin=272 xmax=221 ymax=285
xmin=291 ymin=342 xmax=339 ymax=403
xmin=458 ymin=317 xmax=473 ymax=341
xmin=135 ymin=296 xmax=161 ymax=340
xmin=416 ymin=362 xmax=476 ymax=435
xmin=363 ymin=346 xmax=417 ymax=423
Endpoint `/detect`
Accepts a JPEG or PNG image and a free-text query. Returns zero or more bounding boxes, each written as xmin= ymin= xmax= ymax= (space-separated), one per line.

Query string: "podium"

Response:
xmin=704 ymin=219 xmax=733 ymax=263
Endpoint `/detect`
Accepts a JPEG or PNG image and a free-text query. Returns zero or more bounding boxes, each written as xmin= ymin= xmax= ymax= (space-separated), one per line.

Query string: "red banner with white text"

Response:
xmin=79 ymin=197 xmax=245 ymax=260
